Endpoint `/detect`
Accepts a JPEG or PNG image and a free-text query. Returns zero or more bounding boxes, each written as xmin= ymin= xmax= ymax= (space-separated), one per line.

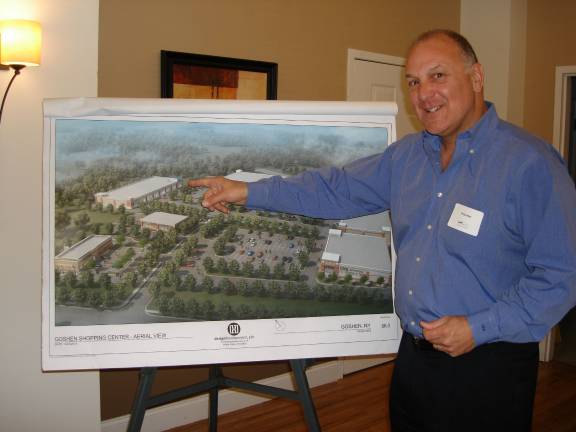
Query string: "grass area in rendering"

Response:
xmin=153 ymin=289 xmax=391 ymax=319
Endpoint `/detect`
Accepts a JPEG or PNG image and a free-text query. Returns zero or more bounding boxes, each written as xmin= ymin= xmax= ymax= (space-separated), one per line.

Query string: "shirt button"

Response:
xmin=415 ymin=256 xmax=421 ymax=262
xmin=437 ymin=192 xmax=443 ymax=198
xmin=410 ymin=321 xmax=416 ymax=326
xmin=427 ymin=224 xmax=432 ymax=230
xmin=469 ymin=149 xmax=475 ymax=154
xmin=408 ymin=290 xmax=413 ymax=296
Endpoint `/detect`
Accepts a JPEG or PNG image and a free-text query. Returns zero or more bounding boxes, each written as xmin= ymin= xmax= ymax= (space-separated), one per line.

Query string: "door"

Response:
xmin=347 ymin=48 xmax=419 ymax=140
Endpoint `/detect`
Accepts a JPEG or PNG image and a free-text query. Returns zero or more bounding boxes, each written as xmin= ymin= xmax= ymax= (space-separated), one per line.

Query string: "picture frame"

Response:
xmin=161 ymin=50 xmax=278 ymax=100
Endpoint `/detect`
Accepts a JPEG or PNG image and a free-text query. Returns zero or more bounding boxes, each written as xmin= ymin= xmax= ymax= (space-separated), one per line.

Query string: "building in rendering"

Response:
xmin=54 ymin=235 xmax=113 ymax=273
xmin=320 ymin=212 xmax=392 ymax=283
xmin=320 ymin=228 xmax=392 ymax=283
xmin=225 ymin=169 xmax=276 ymax=183
xmin=94 ymin=176 xmax=180 ymax=210
xmin=337 ymin=211 xmax=392 ymax=238
xmin=140 ymin=212 xmax=188 ymax=232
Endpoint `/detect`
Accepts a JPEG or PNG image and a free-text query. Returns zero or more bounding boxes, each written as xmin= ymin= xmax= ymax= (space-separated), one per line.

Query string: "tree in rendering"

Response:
xmin=202 ymin=276 xmax=214 ymax=292
xmin=98 ymin=273 xmax=112 ymax=290
xmin=241 ymin=261 xmax=254 ymax=278
xmin=63 ymin=271 xmax=77 ymax=290
xmin=217 ymin=301 xmax=234 ymax=320
xmin=184 ymin=274 xmax=197 ymax=291
xmin=273 ymin=262 xmax=285 ymax=280
xmin=55 ymin=210 xmax=71 ymax=229
xmin=203 ymin=256 xmax=215 ymax=273
xmin=237 ymin=303 xmax=253 ymax=319
xmin=228 ymin=259 xmax=240 ymax=275
xmin=149 ymin=281 xmax=161 ymax=299
xmin=73 ymin=288 xmax=88 ymax=305
xmin=297 ymin=250 xmax=310 ymax=267
xmin=288 ymin=263 xmax=301 ymax=281
xmin=79 ymin=270 xmax=94 ymax=288
xmin=57 ymin=287 xmax=72 ymax=304
xmin=213 ymin=237 xmax=227 ymax=256
xmin=186 ymin=298 xmax=200 ymax=318
xmin=171 ymin=296 xmax=186 ymax=317
xmin=201 ymin=299 xmax=216 ymax=320
xmin=88 ymin=291 xmax=103 ymax=308
xmin=216 ymin=257 xmax=228 ymax=274
xmin=74 ymin=212 xmax=91 ymax=228
xmin=257 ymin=262 xmax=270 ymax=279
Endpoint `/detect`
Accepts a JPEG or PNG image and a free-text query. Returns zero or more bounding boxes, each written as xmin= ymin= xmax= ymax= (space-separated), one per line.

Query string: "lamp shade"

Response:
xmin=0 ymin=19 xmax=42 ymax=66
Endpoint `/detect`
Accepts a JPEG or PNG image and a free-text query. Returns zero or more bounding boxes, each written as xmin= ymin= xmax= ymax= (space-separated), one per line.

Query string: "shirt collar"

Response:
xmin=421 ymin=102 xmax=500 ymax=169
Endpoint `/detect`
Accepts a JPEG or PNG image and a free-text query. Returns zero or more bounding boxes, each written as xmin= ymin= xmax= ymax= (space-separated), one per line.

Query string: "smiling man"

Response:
xmin=405 ymin=31 xmax=486 ymax=171
xmin=189 ymin=30 xmax=576 ymax=431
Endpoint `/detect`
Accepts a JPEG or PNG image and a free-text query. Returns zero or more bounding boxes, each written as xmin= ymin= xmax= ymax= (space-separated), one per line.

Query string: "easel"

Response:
xmin=127 ymin=358 xmax=321 ymax=432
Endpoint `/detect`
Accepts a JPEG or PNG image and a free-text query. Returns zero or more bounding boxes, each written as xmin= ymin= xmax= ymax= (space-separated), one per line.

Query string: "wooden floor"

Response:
xmin=167 ymin=360 xmax=576 ymax=432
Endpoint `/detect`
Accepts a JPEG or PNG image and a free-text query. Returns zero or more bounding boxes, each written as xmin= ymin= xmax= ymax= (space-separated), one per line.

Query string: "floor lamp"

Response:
xmin=0 ymin=19 xmax=42 ymax=125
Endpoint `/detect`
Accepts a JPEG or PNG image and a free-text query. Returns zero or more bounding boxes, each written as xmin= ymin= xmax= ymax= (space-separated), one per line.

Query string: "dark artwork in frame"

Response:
xmin=161 ymin=50 xmax=278 ymax=100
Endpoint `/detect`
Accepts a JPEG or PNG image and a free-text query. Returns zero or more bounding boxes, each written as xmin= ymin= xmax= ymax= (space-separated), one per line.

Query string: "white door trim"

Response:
xmin=346 ymin=49 xmax=406 ymax=101
xmin=541 ymin=65 xmax=576 ymax=362
xmin=552 ymin=65 xmax=576 ymax=155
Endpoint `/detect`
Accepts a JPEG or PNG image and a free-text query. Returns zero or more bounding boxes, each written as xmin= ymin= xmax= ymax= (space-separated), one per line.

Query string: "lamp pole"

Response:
xmin=0 ymin=65 xmax=25 ymax=125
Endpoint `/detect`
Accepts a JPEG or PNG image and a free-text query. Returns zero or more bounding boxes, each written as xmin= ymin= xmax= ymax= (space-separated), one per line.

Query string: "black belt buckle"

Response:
xmin=408 ymin=334 xmax=435 ymax=351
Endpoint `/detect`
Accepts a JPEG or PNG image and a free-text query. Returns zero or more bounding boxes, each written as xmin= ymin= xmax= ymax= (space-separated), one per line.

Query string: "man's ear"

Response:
xmin=469 ymin=63 xmax=484 ymax=93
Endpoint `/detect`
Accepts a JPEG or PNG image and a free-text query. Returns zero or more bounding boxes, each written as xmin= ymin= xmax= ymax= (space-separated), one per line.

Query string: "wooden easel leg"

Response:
xmin=125 ymin=361 xmax=320 ymax=432
xmin=208 ymin=365 xmax=222 ymax=432
xmin=290 ymin=359 xmax=321 ymax=432
xmin=127 ymin=367 xmax=157 ymax=432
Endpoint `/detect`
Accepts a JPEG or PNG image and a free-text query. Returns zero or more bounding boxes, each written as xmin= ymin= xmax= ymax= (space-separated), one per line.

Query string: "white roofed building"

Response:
xmin=225 ymin=169 xmax=276 ymax=183
xmin=320 ymin=221 xmax=392 ymax=284
xmin=140 ymin=212 xmax=188 ymax=232
xmin=95 ymin=176 xmax=180 ymax=210
xmin=337 ymin=211 xmax=391 ymax=237
xmin=55 ymin=235 xmax=113 ymax=273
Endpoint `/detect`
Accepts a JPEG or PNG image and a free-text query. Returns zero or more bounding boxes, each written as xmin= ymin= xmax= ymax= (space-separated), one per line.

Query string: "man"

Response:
xmin=189 ymin=30 xmax=576 ymax=431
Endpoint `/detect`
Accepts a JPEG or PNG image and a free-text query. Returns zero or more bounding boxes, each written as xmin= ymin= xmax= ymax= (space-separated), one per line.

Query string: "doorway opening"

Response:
xmin=568 ymin=76 xmax=576 ymax=182
xmin=553 ymin=75 xmax=576 ymax=366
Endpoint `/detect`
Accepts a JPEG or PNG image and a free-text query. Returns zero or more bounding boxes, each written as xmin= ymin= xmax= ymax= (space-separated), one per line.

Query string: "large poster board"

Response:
xmin=42 ymin=98 xmax=400 ymax=370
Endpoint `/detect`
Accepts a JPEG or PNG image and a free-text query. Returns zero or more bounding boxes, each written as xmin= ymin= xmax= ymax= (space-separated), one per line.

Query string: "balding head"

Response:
xmin=409 ymin=29 xmax=479 ymax=69
xmin=404 ymin=29 xmax=486 ymax=148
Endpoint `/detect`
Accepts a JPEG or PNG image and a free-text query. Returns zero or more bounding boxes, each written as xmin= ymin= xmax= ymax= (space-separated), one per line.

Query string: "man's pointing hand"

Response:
xmin=188 ymin=177 xmax=248 ymax=214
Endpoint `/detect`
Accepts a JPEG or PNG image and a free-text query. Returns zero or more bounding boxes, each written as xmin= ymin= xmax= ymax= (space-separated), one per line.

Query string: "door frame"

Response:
xmin=542 ymin=65 xmax=576 ymax=362
xmin=552 ymin=65 xmax=576 ymax=156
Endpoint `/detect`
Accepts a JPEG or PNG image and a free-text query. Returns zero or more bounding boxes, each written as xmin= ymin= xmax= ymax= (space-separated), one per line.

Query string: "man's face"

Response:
xmin=405 ymin=36 xmax=484 ymax=143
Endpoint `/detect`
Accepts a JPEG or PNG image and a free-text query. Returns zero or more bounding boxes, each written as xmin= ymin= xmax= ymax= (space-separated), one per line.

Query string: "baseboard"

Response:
xmin=341 ymin=355 xmax=393 ymax=375
xmin=101 ymin=360 xmax=342 ymax=432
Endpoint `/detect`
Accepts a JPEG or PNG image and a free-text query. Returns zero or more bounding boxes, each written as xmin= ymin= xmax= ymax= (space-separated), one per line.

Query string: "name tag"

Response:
xmin=447 ymin=203 xmax=484 ymax=237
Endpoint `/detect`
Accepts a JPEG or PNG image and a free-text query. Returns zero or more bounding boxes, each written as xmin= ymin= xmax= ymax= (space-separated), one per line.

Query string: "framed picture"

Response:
xmin=161 ymin=50 xmax=278 ymax=100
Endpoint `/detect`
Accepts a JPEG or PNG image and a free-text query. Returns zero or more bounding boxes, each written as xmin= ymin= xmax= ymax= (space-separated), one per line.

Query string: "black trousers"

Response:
xmin=390 ymin=332 xmax=539 ymax=432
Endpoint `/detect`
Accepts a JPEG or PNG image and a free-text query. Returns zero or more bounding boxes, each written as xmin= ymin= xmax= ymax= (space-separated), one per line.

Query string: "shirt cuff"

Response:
xmin=246 ymin=180 xmax=270 ymax=210
xmin=467 ymin=309 xmax=500 ymax=346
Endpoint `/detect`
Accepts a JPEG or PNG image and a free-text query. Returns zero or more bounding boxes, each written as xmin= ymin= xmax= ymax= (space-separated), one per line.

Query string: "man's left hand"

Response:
xmin=420 ymin=316 xmax=475 ymax=357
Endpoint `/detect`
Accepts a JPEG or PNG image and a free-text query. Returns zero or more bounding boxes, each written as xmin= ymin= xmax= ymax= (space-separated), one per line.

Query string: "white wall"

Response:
xmin=460 ymin=0 xmax=527 ymax=126
xmin=0 ymin=1 xmax=101 ymax=430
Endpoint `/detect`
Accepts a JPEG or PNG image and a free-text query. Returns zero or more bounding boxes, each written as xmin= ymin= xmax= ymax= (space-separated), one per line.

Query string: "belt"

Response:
xmin=405 ymin=332 xmax=436 ymax=351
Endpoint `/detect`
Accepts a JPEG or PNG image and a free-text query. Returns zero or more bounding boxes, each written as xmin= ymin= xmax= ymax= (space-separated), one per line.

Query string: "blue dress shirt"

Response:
xmin=246 ymin=104 xmax=576 ymax=346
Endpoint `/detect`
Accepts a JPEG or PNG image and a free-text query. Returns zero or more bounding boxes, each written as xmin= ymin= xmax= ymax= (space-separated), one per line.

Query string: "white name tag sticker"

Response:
xmin=447 ymin=203 xmax=484 ymax=237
